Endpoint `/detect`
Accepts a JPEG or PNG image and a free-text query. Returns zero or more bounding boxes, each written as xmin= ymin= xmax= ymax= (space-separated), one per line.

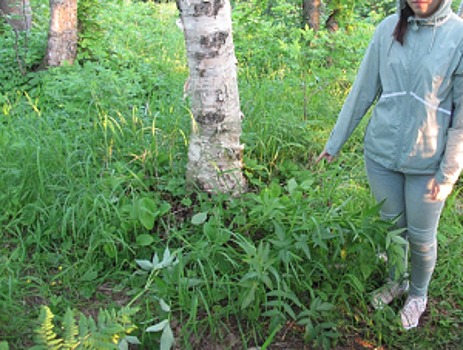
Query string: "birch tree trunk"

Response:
xmin=0 ymin=0 xmax=32 ymax=31
xmin=458 ymin=0 xmax=463 ymax=18
xmin=45 ymin=0 xmax=78 ymax=67
xmin=302 ymin=0 xmax=321 ymax=31
xmin=177 ymin=0 xmax=246 ymax=195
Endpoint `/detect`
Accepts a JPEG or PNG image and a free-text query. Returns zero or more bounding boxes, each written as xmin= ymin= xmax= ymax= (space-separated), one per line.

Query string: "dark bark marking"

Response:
xmin=200 ymin=31 xmax=228 ymax=49
xmin=215 ymin=89 xmax=226 ymax=102
xmin=193 ymin=0 xmax=224 ymax=17
xmin=196 ymin=67 xmax=206 ymax=77
xmin=197 ymin=112 xmax=226 ymax=124
xmin=195 ymin=51 xmax=219 ymax=60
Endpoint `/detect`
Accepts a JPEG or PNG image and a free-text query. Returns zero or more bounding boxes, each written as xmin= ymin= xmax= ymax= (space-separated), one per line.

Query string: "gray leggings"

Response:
xmin=365 ymin=156 xmax=446 ymax=297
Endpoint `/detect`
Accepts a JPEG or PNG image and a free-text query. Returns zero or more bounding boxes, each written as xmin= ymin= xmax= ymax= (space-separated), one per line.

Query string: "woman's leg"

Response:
xmin=404 ymin=174 xmax=445 ymax=297
xmin=365 ymin=156 xmax=408 ymax=281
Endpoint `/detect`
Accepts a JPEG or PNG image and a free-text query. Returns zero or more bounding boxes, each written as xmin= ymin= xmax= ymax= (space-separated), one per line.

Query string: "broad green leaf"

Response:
xmin=161 ymin=248 xmax=172 ymax=266
xmin=103 ymin=243 xmax=117 ymax=258
xmin=191 ymin=212 xmax=207 ymax=225
xmin=158 ymin=202 xmax=172 ymax=216
xmin=137 ymin=197 xmax=157 ymax=230
xmin=316 ymin=302 xmax=334 ymax=312
xmin=80 ymin=270 xmax=98 ymax=282
xmin=391 ymin=234 xmax=408 ymax=245
xmin=287 ymin=178 xmax=298 ymax=195
xmin=203 ymin=220 xmax=217 ymax=241
xmin=300 ymin=179 xmax=315 ymax=191
xmin=146 ymin=319 xmax=168 ymax=333
xmin=118 ymin=339 xmax=129 ymax=350
xmin=160 ymin=324 xmax=174 ymax=350
xmin=159 ymin=299 xmax=171 ymax=312
xmin=136 ymin=234 xmax=154 ymax=246
xmin=125 ymin=336 xmax=141 ymax=345
xmin=135 ymin=259 xmax=153 ymax=271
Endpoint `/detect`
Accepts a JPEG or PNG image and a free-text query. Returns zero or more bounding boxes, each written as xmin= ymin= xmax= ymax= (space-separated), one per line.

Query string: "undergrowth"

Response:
xmin=0 ymin=1 xmax=462 ymax=349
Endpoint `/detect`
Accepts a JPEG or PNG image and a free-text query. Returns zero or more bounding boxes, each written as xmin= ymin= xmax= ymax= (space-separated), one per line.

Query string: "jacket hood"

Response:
xmin=397 ymin=0 xmax=453 ymax=23
xmin=396 ymin=0 xmax=454 ymax=52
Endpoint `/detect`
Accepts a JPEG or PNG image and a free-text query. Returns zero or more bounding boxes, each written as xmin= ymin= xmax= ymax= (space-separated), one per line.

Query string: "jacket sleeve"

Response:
xmin=325 ymin=26 xmax=382 ymax=156
xmin=435 ymin=52 xmax=463 ymax=185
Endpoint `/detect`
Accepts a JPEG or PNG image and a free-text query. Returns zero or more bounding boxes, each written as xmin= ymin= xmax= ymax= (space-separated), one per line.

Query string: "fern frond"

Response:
xmin=62 ymin=308 xmax=79 ymax=349
xmin=31 ymin=306 xmax=139 ymax=350
xmin=77 ymin=312 xmax=89 ymax=344
xmin=33 ymin=306 xmax=63 ymax=350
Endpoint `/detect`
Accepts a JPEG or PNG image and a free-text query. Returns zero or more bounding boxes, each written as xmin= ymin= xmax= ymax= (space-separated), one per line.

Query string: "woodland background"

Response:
xmin=0 ymin=0 xmax=462 ymax=349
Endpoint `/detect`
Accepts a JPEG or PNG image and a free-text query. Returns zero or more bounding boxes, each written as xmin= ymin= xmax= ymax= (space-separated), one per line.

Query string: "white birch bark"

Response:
xmin=45 ymin=0 xmax=78 ymax=67
xmin=459 ymin=0 xmax=463 ymax=18
xmin=178 ymin=0 xmax=246 ymax=195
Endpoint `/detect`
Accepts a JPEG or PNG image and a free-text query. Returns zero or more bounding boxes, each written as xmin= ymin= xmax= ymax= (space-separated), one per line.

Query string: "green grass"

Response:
xmin=1 ymin=1 xmax=462 ymax=349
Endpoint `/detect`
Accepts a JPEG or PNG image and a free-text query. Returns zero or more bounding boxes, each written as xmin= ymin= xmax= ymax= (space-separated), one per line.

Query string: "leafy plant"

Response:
xmin=1 ymin=1 xmax=462 ymax=350
xmin=297 ymin=297 xmax=338 ymax=350
xmin=30 ymin=306 xmax=139 ymax=350
xmin=132 ymin=248 xmax=179 ymax=350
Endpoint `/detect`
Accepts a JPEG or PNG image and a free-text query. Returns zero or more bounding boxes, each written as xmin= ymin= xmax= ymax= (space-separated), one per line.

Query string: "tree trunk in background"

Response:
xmin=459 ymin=0 xmax=463 ymax=18
xmin=302 ymin=0 xmax=321 ymax=31
xmin=0 ymin=0 xmax=32 ymax=31
xmin=326 ymin=8 xmax=340 ymax=32
xmin=45 ymin=0 xmax=78 ymax=67
xmin=177 ymin=0 xmax=246 ymax=195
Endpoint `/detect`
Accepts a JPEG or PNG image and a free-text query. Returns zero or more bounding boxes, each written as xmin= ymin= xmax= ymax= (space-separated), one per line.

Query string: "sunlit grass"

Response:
xmin=0 ymin=1 xmax=461 ymax=349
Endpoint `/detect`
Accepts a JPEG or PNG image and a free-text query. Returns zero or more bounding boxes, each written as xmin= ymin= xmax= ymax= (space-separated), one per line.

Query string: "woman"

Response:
xmin=317 ymin=0 xmax=463 ymax=330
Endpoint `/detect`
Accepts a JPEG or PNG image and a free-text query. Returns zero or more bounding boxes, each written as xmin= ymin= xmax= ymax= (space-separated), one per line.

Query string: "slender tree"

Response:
xmin=0 ymin=0 xmax=32 ymax=31
xmin=459 ymin=0 xmax=463 ymax=18
xmin=177 ymin=0 xmax=246 ymax=195
xmin=45 ymin=0 xmax=78 ymax=67
xmin=302 ymin=0 xmax=321 ymax=31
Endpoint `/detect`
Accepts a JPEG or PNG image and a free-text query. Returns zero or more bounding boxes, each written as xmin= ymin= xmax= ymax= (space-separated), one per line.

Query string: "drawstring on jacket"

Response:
xmin=389 ymin=0 xmax=454 ymax=55
xmin=408 ymin=15 xmax=451 ymax=53
xmin=430 ymin=20 xmax=436 ymax=53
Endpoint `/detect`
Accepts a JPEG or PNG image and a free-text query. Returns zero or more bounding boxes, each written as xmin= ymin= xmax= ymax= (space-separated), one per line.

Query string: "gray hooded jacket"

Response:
xmin=325 ymin=0 xmax=463 ymax=185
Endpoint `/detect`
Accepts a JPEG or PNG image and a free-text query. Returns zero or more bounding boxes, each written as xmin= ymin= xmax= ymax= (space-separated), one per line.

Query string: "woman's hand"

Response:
xmin=430 ymin=178 xmax=453 ymax=201
xmin=316 ymin=150 xmax=334 ymax=164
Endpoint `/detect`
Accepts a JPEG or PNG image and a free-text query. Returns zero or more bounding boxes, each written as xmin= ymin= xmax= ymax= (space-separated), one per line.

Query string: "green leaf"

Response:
xmin=241 ymin=284 xmax=257 ymax=310
xmin=191 ymin=212 xmax=207 ymax=225
xmin=282 ymin=302 xmax=297 ymax=320
xmin=158 ymin=202 xmax=172 ymax=216
xmin=118 ymin=338 xmax=129 ymax=350
xmin=103 ymin=243 xmax=117 ymax=258
xmin=81 ymin=270 xmax=98 ymax=282
xmin=300 ymin=179 xmax=315 ymax=191
xmin=0 ymin=341 xmax=9 ymax=350
xmin=316 ymin=302 xmax=335 ymax=312
xmin=62 ymin=308 xmax=78 ymax=348
xmin=137 ymin=197 xmax=157 ymax=230
xmin=160 ymin=324 xmax=174 ymax=350
xmin=135 ymin=259 xmax=153 ymax=271
xmin=124 ymin=336 xmax=141 ymax=345
xmin=136 ymin=234 xmax=155 ymax=246
xmin=287 ymin=178 xmax=298 ymax=195
xmin=159 ymin=299 xmax=171 ymax=312
xmin=391 ymin=234 xmax=407 ymax=245
xmin=146 ymin=319 xmax=168 ymax=333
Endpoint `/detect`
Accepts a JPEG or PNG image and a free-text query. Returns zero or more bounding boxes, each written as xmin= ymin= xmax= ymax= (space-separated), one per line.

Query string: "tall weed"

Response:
xmin=1 ymin=1 xmax=461 ymax=349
